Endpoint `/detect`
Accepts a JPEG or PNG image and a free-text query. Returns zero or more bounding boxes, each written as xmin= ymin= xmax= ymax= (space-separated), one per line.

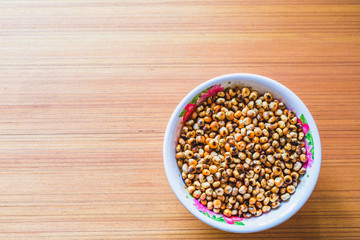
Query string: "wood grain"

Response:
xmin=0 ymin=0 xmax=359 ymax=239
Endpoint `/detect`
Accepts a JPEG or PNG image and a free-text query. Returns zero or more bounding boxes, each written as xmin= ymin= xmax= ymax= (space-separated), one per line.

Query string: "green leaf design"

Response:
xmin=300 ymin=114 xmax=308 ymax=124
xmin=179 ymin=108 xmax=186 ymax=117
xmin=311 ymin=147 xmax=315 ymax=160
xmin=190 ymin=92 xmax=202 ymax=104
xmin=204 ymin=212 xmax=210 ymax=217
xmin=189 ymin=87 xmax=212 ymax=105
xmin=234 ymin=221 xmax=245 ymax=226
xmin=305 ymin=130 xmax=314 ymax=146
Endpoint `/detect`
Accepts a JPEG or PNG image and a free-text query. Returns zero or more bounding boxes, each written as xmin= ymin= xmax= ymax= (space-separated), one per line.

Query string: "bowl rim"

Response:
xmin=163 ymin=73 xmax=321 ymax=233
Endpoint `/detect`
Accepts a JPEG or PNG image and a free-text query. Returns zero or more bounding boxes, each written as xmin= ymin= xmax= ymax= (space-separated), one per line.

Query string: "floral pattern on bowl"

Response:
xmin=179 ymin=84 xmax=225 ymax=122
xmin=193 ymin=198 xmax=245 ymax=225
xmin=298 ymin=114 xmax=315 ymax=169
xmin=176 ymin=82 xmax=315 ymax=225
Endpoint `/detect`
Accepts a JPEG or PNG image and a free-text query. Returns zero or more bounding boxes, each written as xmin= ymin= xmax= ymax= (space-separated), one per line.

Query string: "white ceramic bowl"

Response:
xmin=163 ymin=73 xmax=321 ymax=233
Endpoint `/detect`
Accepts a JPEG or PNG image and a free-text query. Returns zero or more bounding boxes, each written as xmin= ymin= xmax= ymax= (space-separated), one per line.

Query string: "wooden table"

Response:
xmin=0 ymin=1 xmax=359 ymax=239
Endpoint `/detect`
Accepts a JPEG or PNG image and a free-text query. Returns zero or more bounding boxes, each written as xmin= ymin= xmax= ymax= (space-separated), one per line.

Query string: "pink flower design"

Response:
xmin=303 ymin=140 xmax=313 ymax=168
xmin=193 ymin=198 xmax=245 ymax=225
xmin=183 ymin=103 xmax=196 ymax=122
xmin=197 ymin=92 xmax=210 ymax=105
xmin=223 ymin=216 xmax=234 ymax=224
xmin=297 ymin=117 xmax=314 ymax=169
xmin=174 ymin=123 xmax=183 ymax=146
xmin=297 ymin=117 xmax=309 ymax=135
xmin=207 ymin=84 xmax=224 ymax=97
xmin=305 ymin=142 xmax=312 ymax=157
xmin=196 ymin=84 xmax=225 ymax=105
xmin=297 ymin=117 xmax=302 ymax=124
xmin=223 ymin=216 xmax=245 ymax=224
xmin=307 ymin=150 xmax=312 ymax=160
xmin=302 ymin=123 xmax=309 ymax=135
xmin=193 ymin=199 xmax=209 ymax=213
xmin=231 ymin=216 xmax=245 ymax=222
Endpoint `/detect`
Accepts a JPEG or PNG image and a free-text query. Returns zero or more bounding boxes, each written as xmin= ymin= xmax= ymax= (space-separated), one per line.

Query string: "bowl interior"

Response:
xmin=164 ymin=74 xmax=321 ymax=233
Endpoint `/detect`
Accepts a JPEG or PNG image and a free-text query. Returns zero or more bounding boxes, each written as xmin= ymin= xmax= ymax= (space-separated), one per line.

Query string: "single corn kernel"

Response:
xmin=263 ymin=93 xmax=273 ymax=102
xmin=223 ymin=208 xmax=232 ymax=217
xmin=224 ymin=185 xmax=233 ymax=195
xmin=209 ymin=139 xmax=218 ymax=149
xmin=293 ymin=162 xmax=302 ymax=171
xmin=256 ymin=193 xmax=265 ymax=202
xmin=242 ymin=87 xmax=250 ymax=97
xmin=287 ymin=185 xmax=296 ymax=194
xmin=193 ymin=190 xmax=201 ymax=199
xmin=281 ymin=193 xmax=291 ymax=201
xmin=284 ymin=175 xmax=292 ymax=184
xmin=275 ymin=177 xmax=284 ymax=187
xmin=213 ymin=199 xmax=222 ymax=209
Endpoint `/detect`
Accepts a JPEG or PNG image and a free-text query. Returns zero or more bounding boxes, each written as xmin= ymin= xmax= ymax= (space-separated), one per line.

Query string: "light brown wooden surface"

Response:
xmin=0 ymin=0 xmax=359 ymax=239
